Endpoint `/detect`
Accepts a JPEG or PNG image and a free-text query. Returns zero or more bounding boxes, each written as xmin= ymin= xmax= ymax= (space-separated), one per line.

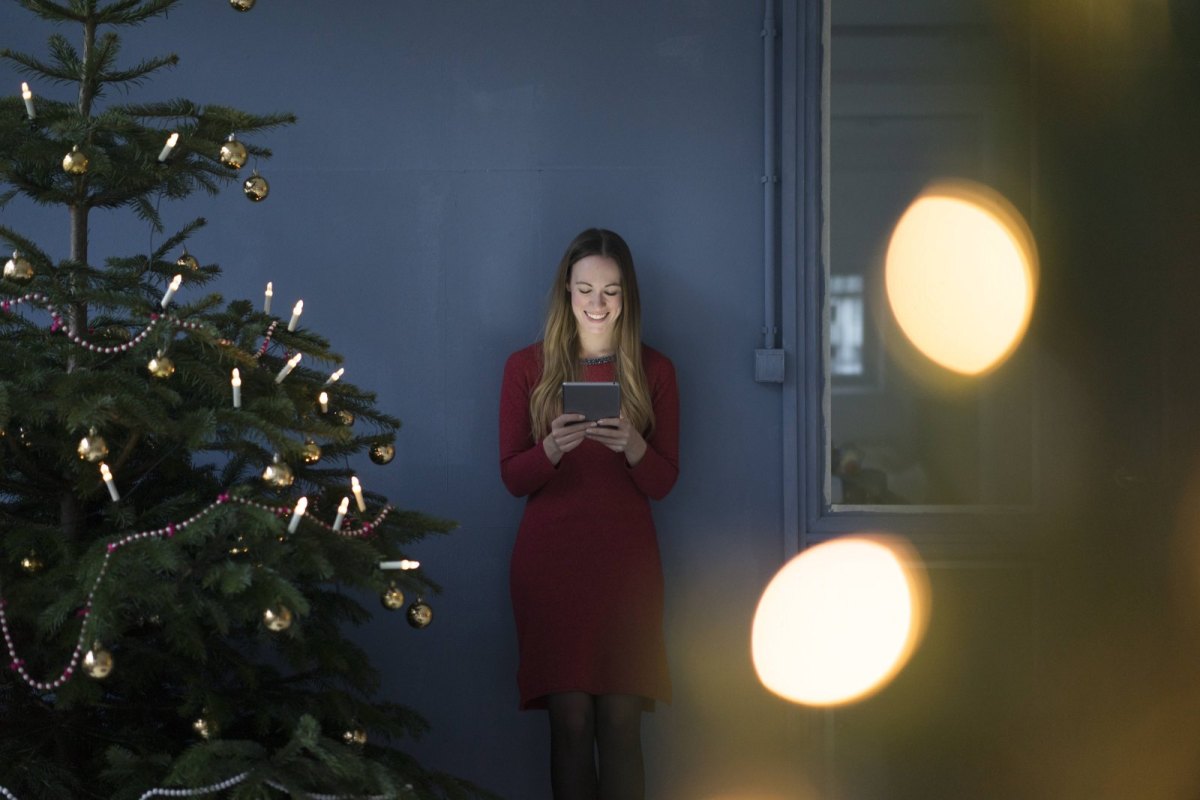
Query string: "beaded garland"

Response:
xmin=1 ymin=775 xmax=407 ymax=800
xmin=0 ymin=291 xmax=214 ymax=354
xmin=0 ymin=493 xmax=401 ymax=692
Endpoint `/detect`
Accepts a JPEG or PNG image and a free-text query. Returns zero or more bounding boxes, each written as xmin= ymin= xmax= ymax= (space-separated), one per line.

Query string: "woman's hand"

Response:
xmin=543 ymin=413 xmax=590 ymax=465
xmin=585 ymin=416 xmax=647 ymax=466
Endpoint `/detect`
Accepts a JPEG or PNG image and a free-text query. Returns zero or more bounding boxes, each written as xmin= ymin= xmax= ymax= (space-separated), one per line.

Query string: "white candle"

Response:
xmin=287 ymin=300 xmax=303 ymax=332
xmin=99 ymin=462 xmax=120 ymax=501
xmin=157 ymin=132 xmax=179 ymax=162
xmin=332 ymin=496 xmax=349 ymax=531
xmin=231 ymin=368 xmax=241 ymax=408
xmin=324 ymin=368 xmax=344 ymax=386
xmin=351 ymin=476 xmax=366 ymax=512
xmin=160 ymin=274 xmax=182 ymax=308
xmin=380 ymin=560 xmax=420 ymax=571
xmin=274 ymin=352 xmax=301 ymax=384
xmin=20 ymin=82 xmax=34 ymax=120
xmin=263 ymin=281 xmax=273 ymax=314
xmin=318 ymin=390 xmax=329 ymax=413
xmin=287 ymin=496 xmax=308 ymax=534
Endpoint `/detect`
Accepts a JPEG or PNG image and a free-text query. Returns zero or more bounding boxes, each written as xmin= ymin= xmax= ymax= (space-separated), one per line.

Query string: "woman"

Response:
xmin=499 ymin=228 xmax=679 ymax=800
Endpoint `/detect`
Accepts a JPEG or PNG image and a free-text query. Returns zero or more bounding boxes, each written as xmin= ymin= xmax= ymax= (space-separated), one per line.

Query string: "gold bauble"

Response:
xmin=381 ymin=583 xmax=406 ymax=611
xmin=219 ymin=135 xmax=248 ymax=170
xmin=192 ymin=716 xmax=218 ymax=739
xmin=263 ymin=605 xmax=293 ymax=632
xmin=176 ymin=250 xmax=199 ymax=272
xmin=261 ymin=456 xmax=294 ymax=488
xmin=3 ymin=251 xmax=34 ymax=281
xmin=83 ymin=643 xmax=114 ymax=679
xmin=301 ymin=439 xmax=322 ymax=464
xmin=62 ymin=145 xmax=89 ymax=175
xmin=342 ymin=727 xmax=368 ymax=746
xmin=243 ymin=172 xmax=269 ymax=202
xmin=406 ymin=600 xmax=433 ymax=629
xmin=147 ymin=353 xmax=175 ymax=378
xmin=334 ymin=410 xmax=355 ymax=427
xmin=369 ymin=443 xmax=395 ymax=466
xmin=19 ymin=552 xmax=43 ymax=574
xmin=229 ymin=0 xmax=255 ymax=10
xmin=77 ymin=428 xmax=110 ymax=462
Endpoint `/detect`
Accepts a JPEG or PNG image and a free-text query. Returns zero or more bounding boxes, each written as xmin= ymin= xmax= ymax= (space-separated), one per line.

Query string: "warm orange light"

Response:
xmin=751 ymin=535 xmax=929 ymax=706
xmin=885 ymin=181 xmax=1037 ymax=376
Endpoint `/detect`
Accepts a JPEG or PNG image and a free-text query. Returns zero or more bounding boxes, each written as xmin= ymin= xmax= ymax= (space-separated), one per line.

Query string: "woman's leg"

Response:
xmin=595 ymin=694 xmax=644 ymax=800
xmin=547 ymin=692 xmax=598 ymax=800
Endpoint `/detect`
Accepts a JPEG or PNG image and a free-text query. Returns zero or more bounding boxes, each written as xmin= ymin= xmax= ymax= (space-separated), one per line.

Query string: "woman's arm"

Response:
xmin=628 ymin=356 xmax=679 ymax=500
xmin=498 ymin=350 xmax=559 ymax=497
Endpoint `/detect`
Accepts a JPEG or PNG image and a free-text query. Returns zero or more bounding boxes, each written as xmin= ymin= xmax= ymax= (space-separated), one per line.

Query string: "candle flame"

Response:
xmin=338 ymin=496 xmax=350 ymax=513
xmin=99 ymin=463 xmax=112 ymax=481
xmin=231 ymin=368 xmax=241 ymax=386
xmin=21 ymin=82 xmax=31 ymax=100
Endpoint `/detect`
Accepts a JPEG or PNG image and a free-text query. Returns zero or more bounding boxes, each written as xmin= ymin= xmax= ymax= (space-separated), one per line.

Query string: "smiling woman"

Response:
xmin=498 ymin=228 xmax=680 ymax=800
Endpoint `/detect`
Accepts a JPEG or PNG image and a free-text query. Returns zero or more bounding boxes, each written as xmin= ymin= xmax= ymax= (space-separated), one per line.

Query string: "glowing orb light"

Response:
xmin=751 ymin=536 xmax=929 ymax=706
xmin=885 ymin=181 xmax=1037 ymax=376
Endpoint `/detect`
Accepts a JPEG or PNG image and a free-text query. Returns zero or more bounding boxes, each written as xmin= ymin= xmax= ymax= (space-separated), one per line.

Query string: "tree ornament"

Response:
xmin=263 ymin=605 xmax=293 ymax=632
xmin=176 ymin=249 xmax=199 ymax=272
xmin=381 ymin=583 xmax=405 ymax=610
xmin=219 ymin=134 xmax=248 ymax=170
xmin=301 ymin=439 xmax=321 ymax=464
xmin=192 ymin=715 xmax=218 ymax=739
xmin=83 ymin=643 xmax=114 ymax=679
xmin=342 ymin=727 xmax=368 ymax=747
xmin=147 ymin=351 xmax=175 ymax=378
xmin=62 ymin=145 xmax=89 ymax=175
xmin=335 ymin=409 xmax=355 ymax=427
xmin=369 ymin=443 xmax=395 ymax=465
xmin=261 ymin=454 xmax=294 ymax=488
xmin=243 ymin=171 xmax=269 ymax=201
xmin=406 ymin=600 xmax=433 ymax=629
xmin=19 ymin=551 xmax=43 ymax=574
xmin=3 ymin=251 xmax=34 ymax=281
xmin=77 ymin=428 xmax=109 ymax=462
xmin=229 ymin=0 xmax=255 ymax=10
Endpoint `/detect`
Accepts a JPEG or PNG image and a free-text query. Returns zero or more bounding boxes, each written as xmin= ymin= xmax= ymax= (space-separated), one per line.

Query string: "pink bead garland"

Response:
xmin=0 ymin=493 xmax=399 ymax=691
xmin=0 ymin=775 xmax=399 ymax=800
xmin=0 ymin=292 xmax=220 ymax=355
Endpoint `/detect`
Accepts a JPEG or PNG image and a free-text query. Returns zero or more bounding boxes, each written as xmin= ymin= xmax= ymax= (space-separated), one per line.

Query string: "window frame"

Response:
xmin=781 ymin=0 xmax=1040 ymax=553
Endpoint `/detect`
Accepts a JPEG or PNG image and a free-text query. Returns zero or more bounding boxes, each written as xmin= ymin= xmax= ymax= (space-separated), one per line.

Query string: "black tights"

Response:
xmin=547 ymin=692 xmax=645 ymax=800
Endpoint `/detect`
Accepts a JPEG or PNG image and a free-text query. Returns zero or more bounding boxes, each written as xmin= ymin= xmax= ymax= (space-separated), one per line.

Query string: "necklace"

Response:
xmin=579 ymin=354 xmax=615 ymax=366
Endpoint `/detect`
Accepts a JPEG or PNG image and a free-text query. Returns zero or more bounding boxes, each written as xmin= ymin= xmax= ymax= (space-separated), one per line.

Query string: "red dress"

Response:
xmin=499 ymin=342 xmax=679 ymax=710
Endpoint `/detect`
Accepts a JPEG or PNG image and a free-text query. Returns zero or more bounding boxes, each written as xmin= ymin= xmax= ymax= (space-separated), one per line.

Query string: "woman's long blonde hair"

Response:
xmin=529 ymin=228 xmax=654 ymax=442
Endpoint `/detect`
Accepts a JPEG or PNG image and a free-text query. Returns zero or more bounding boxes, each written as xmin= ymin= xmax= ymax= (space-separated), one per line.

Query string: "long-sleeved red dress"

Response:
xmin=499 ymin=342 xmax=679 ymax=710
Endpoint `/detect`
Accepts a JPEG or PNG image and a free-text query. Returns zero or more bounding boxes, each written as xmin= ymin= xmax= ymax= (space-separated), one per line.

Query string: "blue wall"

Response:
xmin=2 ymin=3 xmax=798 ymax=797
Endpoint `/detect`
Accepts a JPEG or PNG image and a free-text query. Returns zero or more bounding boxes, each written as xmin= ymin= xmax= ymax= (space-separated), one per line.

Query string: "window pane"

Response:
xmin=828 ymin=0 xmax=1034 ymax=507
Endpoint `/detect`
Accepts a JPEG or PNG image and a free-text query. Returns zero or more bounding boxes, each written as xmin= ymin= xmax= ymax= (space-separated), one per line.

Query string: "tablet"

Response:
xmin=562 ymin=381 xmax=620 ymax=423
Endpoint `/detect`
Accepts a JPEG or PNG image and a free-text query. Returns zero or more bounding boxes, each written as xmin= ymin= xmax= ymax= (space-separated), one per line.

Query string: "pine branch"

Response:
xmin=15 ymin=0 xmax=88 ymax=23
xmin=94 ymin=0 xmax=180 ymax=26
xmin=0 ymin=46 xmax=82 ymax=85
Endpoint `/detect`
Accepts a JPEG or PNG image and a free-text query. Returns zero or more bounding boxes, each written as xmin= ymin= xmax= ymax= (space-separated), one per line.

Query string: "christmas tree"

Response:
xmin=0 ymin=2 xmax=490 ymax=798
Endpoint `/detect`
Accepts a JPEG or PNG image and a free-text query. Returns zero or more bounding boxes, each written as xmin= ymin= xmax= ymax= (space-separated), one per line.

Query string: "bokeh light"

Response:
xmin=885 ymin=181 xmax=1037 ymax=376
xmin=751 ymin=535 xmax=929 ymax=706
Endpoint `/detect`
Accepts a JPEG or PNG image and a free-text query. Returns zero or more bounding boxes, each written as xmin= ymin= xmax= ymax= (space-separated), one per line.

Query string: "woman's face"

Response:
xmin=569 ymin=255 xmax=623 ymax=342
